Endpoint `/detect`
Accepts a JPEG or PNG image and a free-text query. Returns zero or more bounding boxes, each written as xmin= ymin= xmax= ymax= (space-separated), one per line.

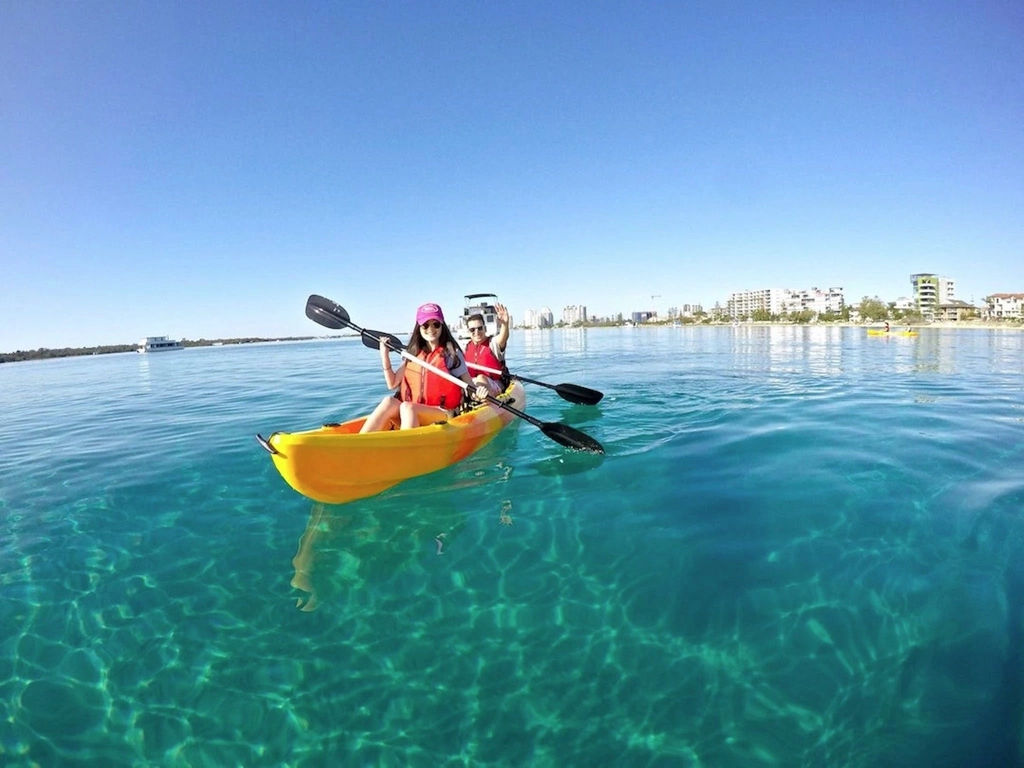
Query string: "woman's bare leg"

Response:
xmin=359 ymin=396 xmax=401 ymax=433
xmin=399 ymin=401 xmax=449 ymax=430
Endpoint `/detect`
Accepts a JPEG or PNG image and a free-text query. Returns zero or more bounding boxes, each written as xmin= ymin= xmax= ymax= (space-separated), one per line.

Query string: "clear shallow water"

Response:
xmin=2 ymin=327 xmax=1023 ymax=767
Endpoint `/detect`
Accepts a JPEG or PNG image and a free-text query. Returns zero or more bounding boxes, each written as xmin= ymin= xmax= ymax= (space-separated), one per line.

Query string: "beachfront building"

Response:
xmin=727 ymin=287 xmax=844 ymax=317
xmin=911 ymin=274 xmax=955 ymax=319
xmin=522 ymin=309 xmax=538 ymax=328
xmin=562 ymin=305 xmax=587 ymax=325
xmin=936 ymin=300 xmax=975 ymax=321
xmin=631 ymin=311 xmax=657 ymax=323
xmin=985 ymin=293 xmax=1024 ymax=319
xmin=893 ymin=296 xmax=915 ymax=311
xmin=538 ymin=307 xmax=554 ymax=328
xmin=678 ymin=303 xmax=704 ymax=317
xmin=785 ymin=287 xmax=845 ymax=315
xmin=727 ymin=289 xmax=786 ymax=317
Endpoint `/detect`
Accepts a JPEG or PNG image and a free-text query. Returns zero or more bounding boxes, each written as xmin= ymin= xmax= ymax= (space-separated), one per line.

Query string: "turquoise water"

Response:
xmin=2 ymin=326 xmax=1024 ymax=767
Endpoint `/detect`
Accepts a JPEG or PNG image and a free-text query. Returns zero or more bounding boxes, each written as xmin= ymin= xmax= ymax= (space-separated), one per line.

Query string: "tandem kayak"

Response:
xmin=866 ymin=329 xmax=919 ymax=336
xmin=258 ymin=381 xmax=525 ymax=505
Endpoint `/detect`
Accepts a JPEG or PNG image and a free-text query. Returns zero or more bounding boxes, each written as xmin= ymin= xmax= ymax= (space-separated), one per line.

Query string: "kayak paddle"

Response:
xmin=305 ymin=295 xmax=605 ymax=454
xmin=360 ymin=329 xmax=603 ymax=406
xmin=467 ymin=362 xmax=603 ymax=406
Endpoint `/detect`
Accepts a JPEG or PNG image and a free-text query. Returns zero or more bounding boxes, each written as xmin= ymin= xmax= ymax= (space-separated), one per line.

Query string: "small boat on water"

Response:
xmin=455 ymin=293 xmax=501 ymax=340
xmin=258 ymin=380 xmax=525 ymax=505
xmin=137 ymin=336 xmax=184 ymax=352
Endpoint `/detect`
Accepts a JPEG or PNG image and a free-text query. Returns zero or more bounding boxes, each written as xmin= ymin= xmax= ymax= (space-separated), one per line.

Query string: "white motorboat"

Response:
xmin=137 ymin=336 xmax=184 ymax=353
xmin=454 ymin=293 xmax=501 ymax=340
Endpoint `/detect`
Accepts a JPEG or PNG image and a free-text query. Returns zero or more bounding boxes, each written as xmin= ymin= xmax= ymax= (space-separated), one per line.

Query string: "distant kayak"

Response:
xmin=258 ymin=381 xmax=525 ymax=505
xmin=866 ymin=329 xmax=919 ymax=337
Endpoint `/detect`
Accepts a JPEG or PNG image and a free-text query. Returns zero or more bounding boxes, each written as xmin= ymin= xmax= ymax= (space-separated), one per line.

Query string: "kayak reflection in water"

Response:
xmin=290 ymin=493 xmax=516 ymax=611
xmin=289 ymin=497 xmax=471 ymax=612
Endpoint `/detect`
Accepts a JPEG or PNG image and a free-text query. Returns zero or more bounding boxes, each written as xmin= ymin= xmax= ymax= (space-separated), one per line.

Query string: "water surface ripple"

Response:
xmin=1 ymin=327 xmax=1023 ymax=766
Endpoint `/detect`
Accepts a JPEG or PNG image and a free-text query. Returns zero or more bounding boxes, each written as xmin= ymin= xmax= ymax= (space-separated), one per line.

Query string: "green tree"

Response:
xmin=858 ymin=296 xmax=889 ymax=321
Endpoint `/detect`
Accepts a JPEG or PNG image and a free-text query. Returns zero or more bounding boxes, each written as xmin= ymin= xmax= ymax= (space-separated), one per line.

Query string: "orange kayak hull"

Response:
xmin=264 ymin=382 xmax=524 ymax=505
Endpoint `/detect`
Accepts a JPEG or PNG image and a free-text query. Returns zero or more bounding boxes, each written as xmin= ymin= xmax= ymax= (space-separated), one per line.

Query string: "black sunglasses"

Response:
xmin=420 ymin=320 xmax=442 ymax=330
xmin=467 ymin=325 xmax=485 ymax=332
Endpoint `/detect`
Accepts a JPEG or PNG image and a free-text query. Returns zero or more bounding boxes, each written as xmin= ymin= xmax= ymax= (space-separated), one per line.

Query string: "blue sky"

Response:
xmin=2 ymin=1 xmax=1022 ymax=351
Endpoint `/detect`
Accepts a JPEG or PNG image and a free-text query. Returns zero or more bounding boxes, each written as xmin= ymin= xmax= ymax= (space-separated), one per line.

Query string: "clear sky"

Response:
xmin=2 ymin=1 xmax=1022 ymax=351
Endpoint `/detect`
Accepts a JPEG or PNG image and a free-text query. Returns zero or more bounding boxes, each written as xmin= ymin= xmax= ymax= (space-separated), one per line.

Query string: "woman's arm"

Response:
xmin=380 ymin=340 xmax=406 ymax=389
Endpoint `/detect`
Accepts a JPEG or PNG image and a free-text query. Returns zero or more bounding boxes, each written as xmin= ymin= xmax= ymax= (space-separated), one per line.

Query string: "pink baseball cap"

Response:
xmin=416 ymin=303 xmax=445 ymax=325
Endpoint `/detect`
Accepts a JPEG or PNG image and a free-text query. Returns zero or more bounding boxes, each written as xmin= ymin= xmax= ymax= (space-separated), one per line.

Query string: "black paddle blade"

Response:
xmin=361 ymin=329 xmax=404 ymax=351
xmin=540 ymin=422 xmax=605 ymax=454
xmin=305 ymin=295 xmax=352 ymax=330
xmin=555 ymin=382 xmax=604 ymax=406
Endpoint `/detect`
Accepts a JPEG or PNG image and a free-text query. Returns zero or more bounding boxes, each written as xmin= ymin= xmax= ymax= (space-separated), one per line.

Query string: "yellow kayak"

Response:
xmin=259 ymin=381 xmax=525 ymax=505
xmin=866 ymin=329 xmax=919 ymax=336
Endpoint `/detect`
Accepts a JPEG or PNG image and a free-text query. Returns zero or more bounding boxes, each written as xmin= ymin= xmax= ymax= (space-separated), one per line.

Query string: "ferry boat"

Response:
xmin=454 ymin=293 xmax=501 ymax=340
xmin=137 ymin=336 xmax=184 ymax=353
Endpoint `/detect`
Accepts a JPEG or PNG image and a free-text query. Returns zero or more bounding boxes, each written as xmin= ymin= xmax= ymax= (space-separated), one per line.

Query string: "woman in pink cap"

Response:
xmin=359 ymin=302 xmax=487 ymax=433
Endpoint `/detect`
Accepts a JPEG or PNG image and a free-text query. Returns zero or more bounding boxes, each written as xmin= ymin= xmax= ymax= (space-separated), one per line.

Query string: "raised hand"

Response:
xmin=495 ymin=303 xmax=510 ymax=327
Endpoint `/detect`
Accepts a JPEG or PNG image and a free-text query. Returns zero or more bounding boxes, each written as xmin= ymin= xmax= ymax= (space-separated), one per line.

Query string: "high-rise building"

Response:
xmin=562 ymin=305 xmax=587 ymax=325
xmin=911 ymin=274 xmax=955 ymax=318
xmin=727 ymin=289 xmax=783 ymax=317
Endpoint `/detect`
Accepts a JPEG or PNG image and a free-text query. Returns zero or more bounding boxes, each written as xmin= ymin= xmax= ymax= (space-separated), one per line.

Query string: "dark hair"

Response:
xmin=407 ymin=319 xmax=464 ymax=357
xmin=467 ymin=313 xmax=484 ymax=325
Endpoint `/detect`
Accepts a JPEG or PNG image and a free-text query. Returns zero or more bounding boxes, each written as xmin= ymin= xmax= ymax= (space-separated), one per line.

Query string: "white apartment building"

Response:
xmin=985 ymin=293 xmax=1024 ymax=319
xmin=727 ymin=288 xmax=786 ymax=317
xmin=727 ymin=287 xmax=844 ymax=317
xmin=785 ymin=287 xmax=845 ymax=314
xmin=522 ymin=307 xmax=555 ymax=328
xmin=562 ymin=305 xmax=587 ymax=325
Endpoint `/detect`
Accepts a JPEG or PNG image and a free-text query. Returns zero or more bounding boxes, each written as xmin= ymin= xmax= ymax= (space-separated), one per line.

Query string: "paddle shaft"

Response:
xmin=467 ymin=361 xmax=603 ymax=405
xmin=468 ymin=364 xmax=565 ymax=393
xmin=468 ymin=362 xmax=550 ymax=390
xmin=466 ymin=362 xmax=505 ymax=377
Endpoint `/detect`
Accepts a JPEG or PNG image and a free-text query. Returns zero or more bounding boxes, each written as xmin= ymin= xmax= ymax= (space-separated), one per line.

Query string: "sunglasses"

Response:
xmin=468 ymin=325 xmax=485 ymax=333
xmin=420 ymin=320 xmax=442 ymax=330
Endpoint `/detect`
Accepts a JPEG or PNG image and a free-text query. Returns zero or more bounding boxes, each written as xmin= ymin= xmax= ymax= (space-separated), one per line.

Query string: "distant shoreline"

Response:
xmin=519 ymin=321 xmax=1024 ymax=332
xmin=0 ymin=334 xmax=357 ymax=364
xmin=7 ymin=321 xmax=1022 ymax=364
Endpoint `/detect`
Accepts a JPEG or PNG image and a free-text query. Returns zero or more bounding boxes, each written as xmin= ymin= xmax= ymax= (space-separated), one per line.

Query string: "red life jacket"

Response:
xmin=465 ymin=338 xmax=504 ymax=381
xmin=401 ymin=347 xmax=465 ymax=408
